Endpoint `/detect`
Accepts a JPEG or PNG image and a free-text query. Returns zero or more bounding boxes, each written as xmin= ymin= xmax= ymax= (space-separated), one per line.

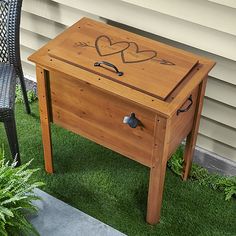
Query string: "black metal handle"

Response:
xmin=94 ymin=61 xmax=123 ymax=76
xmin=177 ymin=95 xmax=193 ymax=115
xmin=123 ymin=113 xmax=140 ymax=128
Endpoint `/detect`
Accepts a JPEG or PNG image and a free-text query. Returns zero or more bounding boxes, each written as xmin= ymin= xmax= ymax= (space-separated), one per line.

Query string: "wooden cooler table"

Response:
xmin=29 ymin=18 xmax=215 ymax=224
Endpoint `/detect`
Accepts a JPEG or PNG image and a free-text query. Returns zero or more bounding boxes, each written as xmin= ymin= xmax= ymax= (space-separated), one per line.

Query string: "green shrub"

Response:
xmin=168 ymin=145 xmax=236 ymax=201
xmin=216 ymin=177 xmax=236 ymax=201
xmin=167 ymin=147 xmax=183 ymax=176
xmin=15 ymin=85 xmax=37 ymax=104
xmin=0 ymin=146 xmax=44 ymax=235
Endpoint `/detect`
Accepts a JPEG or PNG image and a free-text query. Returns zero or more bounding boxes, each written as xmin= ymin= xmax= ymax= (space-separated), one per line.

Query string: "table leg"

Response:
xmin=36 ymin=66 xmax=54 ymax=173
xmin=182 ymin=78 xmax=207 ymax=181
xmin=147 ymin=158 xmax=168 ymax=224
xmin=146 ymin=116 xmax=170 ymax=224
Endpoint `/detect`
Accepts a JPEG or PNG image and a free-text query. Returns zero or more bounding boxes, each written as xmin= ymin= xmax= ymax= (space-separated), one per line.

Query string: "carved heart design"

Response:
xmin=121 ymin=42 xmax=157 ymax=64
xmin=95 ymin=35 xmax=130 ymax=57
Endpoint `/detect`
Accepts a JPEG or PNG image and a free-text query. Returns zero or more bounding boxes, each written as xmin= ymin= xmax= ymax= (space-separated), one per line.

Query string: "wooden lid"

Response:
xmin=48 ymin=18 xmax=198 ymax=100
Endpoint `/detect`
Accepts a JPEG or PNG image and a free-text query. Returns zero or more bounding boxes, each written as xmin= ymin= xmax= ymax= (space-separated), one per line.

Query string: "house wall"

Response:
xmin=20 ymin=0 xmax=236 ymax=163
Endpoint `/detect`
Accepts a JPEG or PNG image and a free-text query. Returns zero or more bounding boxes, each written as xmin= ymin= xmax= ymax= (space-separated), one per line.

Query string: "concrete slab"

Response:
xmin=194 ymin=146 xmax=236 ymax=176
xmin=28 ymin=189 xmax=126 ymax=236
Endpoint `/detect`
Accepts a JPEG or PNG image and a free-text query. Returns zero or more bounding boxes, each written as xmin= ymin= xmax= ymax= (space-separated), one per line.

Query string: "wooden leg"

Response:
xmin=147 ymin=158 xmax=167 ymax=224
xmin=182 ymin=78 xmax=207 ymax=180
xmin=36 ymin=66 xmax=53 ymax=173
xmin=146 ymin=116 xmax=170 ymax=224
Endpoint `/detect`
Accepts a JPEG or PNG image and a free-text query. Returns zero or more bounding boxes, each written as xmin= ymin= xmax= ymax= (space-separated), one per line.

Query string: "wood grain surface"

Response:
xmin=36 ymin=66 xmax=54 ymax=173
xmin=48 ymin=18 xmax=199 ymax=100
xmin=28 ymin=17 xmax=216 ymax=225
xmin=50 ymin=71 xmax=155 ymax=167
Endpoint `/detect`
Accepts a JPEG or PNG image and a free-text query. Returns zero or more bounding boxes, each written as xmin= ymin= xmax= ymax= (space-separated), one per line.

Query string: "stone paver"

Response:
xmin=28 ymin=189 xmax=126 ymax=236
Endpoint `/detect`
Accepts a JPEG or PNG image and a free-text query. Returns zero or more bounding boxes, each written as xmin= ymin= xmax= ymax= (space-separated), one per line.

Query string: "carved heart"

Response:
xmin=95 ymin=35 xmax=130 ymax=57
xmin=121 ymin=42 xmax=157 ymax=64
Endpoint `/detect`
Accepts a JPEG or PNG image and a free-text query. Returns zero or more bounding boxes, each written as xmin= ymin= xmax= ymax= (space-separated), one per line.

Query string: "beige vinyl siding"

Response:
xmin=202 ymin=98 xmax=236 ymax=129
xmin=20 ymin=0 xmax=236 ymax=162
xmin=208 ymin=0 xmax=236 ymax=9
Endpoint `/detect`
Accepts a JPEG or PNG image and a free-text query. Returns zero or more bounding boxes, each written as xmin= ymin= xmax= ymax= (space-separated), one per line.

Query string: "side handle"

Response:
xmin=177 ymin=95 xmax=193 ymax=116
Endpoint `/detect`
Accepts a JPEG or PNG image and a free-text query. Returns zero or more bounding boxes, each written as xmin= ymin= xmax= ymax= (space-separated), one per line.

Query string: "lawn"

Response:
xmin=0 ymin=102 xmax=235 ymax=236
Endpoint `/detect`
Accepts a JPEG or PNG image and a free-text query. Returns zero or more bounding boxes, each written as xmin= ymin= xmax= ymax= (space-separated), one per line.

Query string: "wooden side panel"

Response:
xmin=49 ymin=71 xmax=156 ymax=167
xmin=168 ymin=86 xmax=199 ymax=157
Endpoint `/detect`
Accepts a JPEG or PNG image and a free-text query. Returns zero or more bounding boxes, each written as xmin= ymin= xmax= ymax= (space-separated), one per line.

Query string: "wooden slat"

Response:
xmin=36 ymin=66 xmax=53 ymax=173
xmin=197 ymin=134 xmax=236 ymax=162
xmin=147 ymin=116 xmax=170 ymax=224
xmin=48 ymin=18 xmax=199 ymax=101
xmin=50 ymin=70 xmax=155 ymax=167
xmin=29 ymin=18 xmax=215 ymax=118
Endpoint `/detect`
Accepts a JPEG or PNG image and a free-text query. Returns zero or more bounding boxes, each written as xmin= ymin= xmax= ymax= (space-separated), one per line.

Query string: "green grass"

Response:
xmin=0 ymin=102 xmax=235 ymax=236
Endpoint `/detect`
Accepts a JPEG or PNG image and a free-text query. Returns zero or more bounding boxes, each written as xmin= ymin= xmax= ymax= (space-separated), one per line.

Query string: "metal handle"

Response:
xmin=123 ymin=113 xmax=140 ymax=128
xmin=94 ymin=61 xmax=123 ymax=76
xmin=177 ymin=95 xmax=193 ymax=115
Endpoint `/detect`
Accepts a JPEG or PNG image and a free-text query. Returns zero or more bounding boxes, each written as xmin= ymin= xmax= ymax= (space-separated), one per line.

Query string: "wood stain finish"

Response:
xmin=28 ymin=18 xmax=215 ymax=225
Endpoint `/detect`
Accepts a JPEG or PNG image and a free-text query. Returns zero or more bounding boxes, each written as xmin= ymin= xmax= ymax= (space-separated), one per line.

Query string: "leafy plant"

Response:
xmin=216 ymin=177 xmax=236 ymax=201
xmin=15 ymin=84 xmax=37 ymax=104
xmin=167 ymin=147 xmax=183 ymax=176
xmin=168 ymin=145 xmax=236 ymax=201
xmin=0 ymin=146 xmax=44 ymax=235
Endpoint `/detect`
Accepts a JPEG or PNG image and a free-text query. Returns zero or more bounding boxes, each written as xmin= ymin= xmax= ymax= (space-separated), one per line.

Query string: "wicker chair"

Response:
xmin=0 ymin=0 xmax=30 ymax=166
